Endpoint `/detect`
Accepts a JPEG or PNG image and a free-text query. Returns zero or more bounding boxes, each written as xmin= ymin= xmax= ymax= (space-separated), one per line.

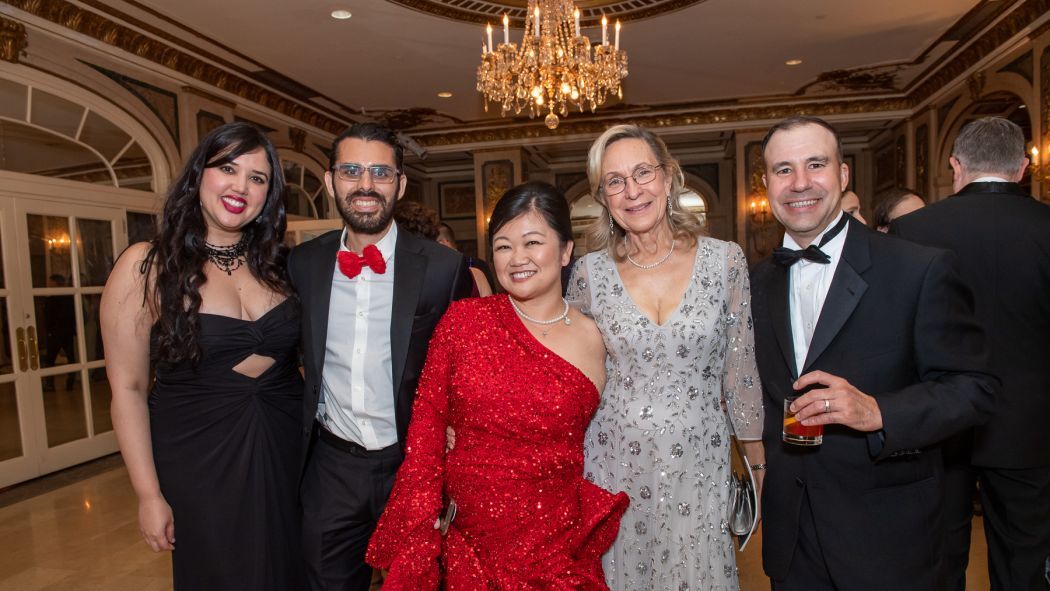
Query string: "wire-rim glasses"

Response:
xmin=331 ymin=163 xmax=400 ymax=184
xmin=602 ymin=164 xmax=664 ymax=196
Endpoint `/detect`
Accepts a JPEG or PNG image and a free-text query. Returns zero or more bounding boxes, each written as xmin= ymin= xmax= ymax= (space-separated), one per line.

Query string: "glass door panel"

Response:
xmin=0 ymin=382 xmax=20 ymax=462
xmin=7 ymin=198 xmax=123 ymax=479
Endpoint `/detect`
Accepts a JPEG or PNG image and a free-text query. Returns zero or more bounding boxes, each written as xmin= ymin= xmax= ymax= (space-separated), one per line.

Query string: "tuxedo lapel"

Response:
xmin=308 ymin=232 xmax=340 ymax=382
xmin=390 ymin=232 xmax=426 ymax=396
xmin=768 ymin=263 xmax=798 ymax=379
xmin=802 ymin=222 xmax=870 ymax=372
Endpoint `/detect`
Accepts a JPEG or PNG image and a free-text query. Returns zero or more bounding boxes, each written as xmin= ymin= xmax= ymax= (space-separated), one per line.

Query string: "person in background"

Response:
xmin=872 ymin=187 xmax=925 ymax=231
xmin=393 ymin=200 xmax=440 ymax=240
xmin=840 ymin=190 xmax=867 ymax=225
xmin=437 ymin=222 xmax=493 ymax=296
xmin=893 ymin=116 xmax=1050 ymax=591
xmin=102 ymin=121 xmax=305 ymax=589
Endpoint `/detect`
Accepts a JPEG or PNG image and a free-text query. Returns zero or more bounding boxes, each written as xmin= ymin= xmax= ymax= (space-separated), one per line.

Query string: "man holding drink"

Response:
xmin=749 ymin=115 xmax=998 ymax=591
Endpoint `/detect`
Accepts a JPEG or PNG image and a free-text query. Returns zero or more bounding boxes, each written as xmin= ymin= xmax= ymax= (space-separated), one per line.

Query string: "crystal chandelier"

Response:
xmin=476 ymin=0 xmax=628 ymax=130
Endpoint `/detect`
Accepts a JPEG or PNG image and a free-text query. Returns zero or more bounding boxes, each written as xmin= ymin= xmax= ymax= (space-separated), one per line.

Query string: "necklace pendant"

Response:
xmin=564 ymin=316 xmax=572 ymax=326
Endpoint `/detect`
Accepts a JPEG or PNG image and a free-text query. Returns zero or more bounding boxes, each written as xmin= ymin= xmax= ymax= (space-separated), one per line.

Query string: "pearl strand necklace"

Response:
xmin=624 ymin=235 xmax=675 ymax=270
xmin=509 ymin=297 xmax=572 ymax=337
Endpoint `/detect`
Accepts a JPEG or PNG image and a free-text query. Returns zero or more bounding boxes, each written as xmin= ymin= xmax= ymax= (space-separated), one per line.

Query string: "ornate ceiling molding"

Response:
xmin=0 ymin=15 xmax=28 ymax=63
xmin=908 ymin=0 xmax=1049 ymax=105
xmin=385 ymin=0 xmax=708 ymax=27
xmin=6 ymin=0 xmax=349 ymax=134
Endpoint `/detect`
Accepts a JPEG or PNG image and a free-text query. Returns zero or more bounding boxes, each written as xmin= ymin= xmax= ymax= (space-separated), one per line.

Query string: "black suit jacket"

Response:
xmin=287 ymin=227 xmax=472 ymax=468
xmin=750 ymin=218 xmax=997 ymax=589
xmin=893 ymin=182 xmax=1050 ymax=469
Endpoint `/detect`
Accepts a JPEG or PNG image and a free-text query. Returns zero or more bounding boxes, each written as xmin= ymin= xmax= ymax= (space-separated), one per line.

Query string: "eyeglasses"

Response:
xmin=602 ymin=164 xmax=663 ymax=196
xmin=331 ymin=163 xmax=400 ymax=184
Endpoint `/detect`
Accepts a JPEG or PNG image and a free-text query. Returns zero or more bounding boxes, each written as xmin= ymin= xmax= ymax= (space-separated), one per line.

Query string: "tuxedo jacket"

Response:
xmin=287 ymin=227 xmax=473 ymax=467
xmin=750 ymin=218 xmax=997 ymax=589
xmin=893 ymin=182 xmax=1050 ymax=469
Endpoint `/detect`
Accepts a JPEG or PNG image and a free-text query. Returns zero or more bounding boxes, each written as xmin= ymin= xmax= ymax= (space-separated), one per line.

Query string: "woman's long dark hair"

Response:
xmin=145 ymin=121 xmax=292 ymax=365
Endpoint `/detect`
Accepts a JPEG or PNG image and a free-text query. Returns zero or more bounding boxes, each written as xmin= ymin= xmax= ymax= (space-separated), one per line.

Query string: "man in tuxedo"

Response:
xmin=893 ymin=116 xmax=1050 ymax=591
xmin=749 ymin=115 xmax=997 ymax=590
xmin=288 ymin=122 xmax=472 ymax=590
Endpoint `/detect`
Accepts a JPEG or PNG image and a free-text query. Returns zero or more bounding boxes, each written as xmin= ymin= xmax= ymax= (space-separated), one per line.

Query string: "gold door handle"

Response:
xmin=27 ymin=325 xmax=39 ymax=370
xmin=15 ymin=327 xmax=28 ymax=371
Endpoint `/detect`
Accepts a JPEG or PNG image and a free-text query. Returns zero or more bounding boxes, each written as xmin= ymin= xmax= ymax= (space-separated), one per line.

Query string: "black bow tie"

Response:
xmin=773 ymin=214 xmax=848 ymax=267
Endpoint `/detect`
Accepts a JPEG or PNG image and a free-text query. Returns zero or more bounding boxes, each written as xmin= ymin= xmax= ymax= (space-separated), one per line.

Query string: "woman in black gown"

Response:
xmin=101 ymin=122 xmax=305 ymax=589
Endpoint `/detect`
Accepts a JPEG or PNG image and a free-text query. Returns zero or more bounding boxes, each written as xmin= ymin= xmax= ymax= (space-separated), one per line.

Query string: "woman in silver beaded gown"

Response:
xmin=567 ymin=124 xmax=765 ymax=591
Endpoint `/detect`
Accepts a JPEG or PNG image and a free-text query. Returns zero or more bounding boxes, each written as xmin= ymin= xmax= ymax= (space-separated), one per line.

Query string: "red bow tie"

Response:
xmin=337 ymin=244 xmax=387 ymax=279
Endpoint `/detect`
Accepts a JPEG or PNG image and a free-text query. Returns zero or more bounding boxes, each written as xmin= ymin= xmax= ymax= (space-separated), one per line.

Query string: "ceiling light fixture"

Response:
xmin=476 ymin=1 xmax=628 ymax=130
xmin=437 ymin=91 xmax=453 ymax=98
xmin=331 ymin=9 xmax=352 ymax=20
xmin=785 ymin=59 xmax=803 ymax=66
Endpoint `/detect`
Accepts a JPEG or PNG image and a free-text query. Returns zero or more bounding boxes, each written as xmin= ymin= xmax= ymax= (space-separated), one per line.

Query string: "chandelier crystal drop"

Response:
xmin=476 ymin=0 xmax=628 ymax=129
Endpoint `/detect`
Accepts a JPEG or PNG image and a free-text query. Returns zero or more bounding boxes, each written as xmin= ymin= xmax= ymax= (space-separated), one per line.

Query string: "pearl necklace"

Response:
xmin=509 ymin=297 xmax=571 ymax=337
xmin=624 ymin=235 xmax=675 ymax=270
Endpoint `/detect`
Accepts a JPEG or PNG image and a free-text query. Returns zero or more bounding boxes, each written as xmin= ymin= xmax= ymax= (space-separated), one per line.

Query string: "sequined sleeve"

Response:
xmin=565 ymin=255 xmax=593 ymax=317
xmin=365 ymin=307 xmax=457 ymax=589
xmin=722 ymin=242 xmax=764 ymax=440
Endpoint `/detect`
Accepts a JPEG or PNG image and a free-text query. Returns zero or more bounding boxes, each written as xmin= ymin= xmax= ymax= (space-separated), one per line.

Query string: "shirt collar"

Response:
xmin=972 ymin=175 xmax=1010 ymax=183
xmin=782 ymin=211 xmax=847 ymax=253
xmin=338 ymin=222 xmax=398 ymax=263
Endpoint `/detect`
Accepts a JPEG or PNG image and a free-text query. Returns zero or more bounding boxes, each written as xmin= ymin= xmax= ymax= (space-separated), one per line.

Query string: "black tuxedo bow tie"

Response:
xmin=773 ymin=213 xmax=849 ymax=267
xmin=774 ymin=244 xmax=830 ymax=266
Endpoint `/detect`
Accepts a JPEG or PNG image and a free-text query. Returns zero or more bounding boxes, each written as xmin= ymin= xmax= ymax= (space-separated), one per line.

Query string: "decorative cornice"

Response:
xmin=412 ymin=97 xmax=912 ymax=147
xmin=908 ymin=0 xmax=1049 ymax=105
xmin=6 ymin=0 xmax=349 ymax=135
xmin=0 ymin=16 xmax=28 ymax=63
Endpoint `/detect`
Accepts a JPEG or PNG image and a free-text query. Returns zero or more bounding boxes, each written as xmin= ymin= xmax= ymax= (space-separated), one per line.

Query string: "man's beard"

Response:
xmin=336 ymin=189 xmax=396 ymax=235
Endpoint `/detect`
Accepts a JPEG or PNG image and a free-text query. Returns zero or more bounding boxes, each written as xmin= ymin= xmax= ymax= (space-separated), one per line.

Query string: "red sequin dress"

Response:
xmin=367 ymin=295 xmax=629 ymax=590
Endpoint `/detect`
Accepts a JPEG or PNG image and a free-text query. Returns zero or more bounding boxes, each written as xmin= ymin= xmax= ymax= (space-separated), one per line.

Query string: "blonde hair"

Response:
xmin=583 ymin=124 xmax=704 ymax=259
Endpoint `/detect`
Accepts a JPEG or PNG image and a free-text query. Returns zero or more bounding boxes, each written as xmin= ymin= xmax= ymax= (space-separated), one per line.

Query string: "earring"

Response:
xmin=667 ymin=195 xmax=673 ymax=213
xmin=608 ymin=212 xmax=615 ymax=236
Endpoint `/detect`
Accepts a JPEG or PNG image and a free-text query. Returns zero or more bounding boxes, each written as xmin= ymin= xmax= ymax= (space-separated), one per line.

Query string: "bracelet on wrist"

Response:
xmin=750 ymin=463 xmax=767 ymax=471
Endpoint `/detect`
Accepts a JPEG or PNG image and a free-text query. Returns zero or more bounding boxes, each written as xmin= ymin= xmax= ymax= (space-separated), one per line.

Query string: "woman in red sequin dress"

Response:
xmin=367 ymin=182 xmax=629 ymax=590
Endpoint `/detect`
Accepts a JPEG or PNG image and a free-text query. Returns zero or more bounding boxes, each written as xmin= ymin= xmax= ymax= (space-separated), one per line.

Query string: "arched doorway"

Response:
xmin=0 ymin=69 xmax=168 ymax=487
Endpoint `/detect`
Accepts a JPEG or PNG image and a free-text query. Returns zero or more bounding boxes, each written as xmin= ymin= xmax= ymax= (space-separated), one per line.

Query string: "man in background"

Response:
xmin=840 ymin=190 xmax=867 ymax=224
xmin=893 ymin=116 xmax=1050 ymax=591
xmin=873 ymin=187 xmax=925 ymax=231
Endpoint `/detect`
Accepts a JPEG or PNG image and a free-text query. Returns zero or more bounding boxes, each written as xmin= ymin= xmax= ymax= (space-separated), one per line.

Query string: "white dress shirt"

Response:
xmin=318 ymin=223 xmax=398 ymax=449
xmin=785 ymin=212 xmax=849 ymax=376
xmin=972 ymin=175 xmax=1010 ymax=183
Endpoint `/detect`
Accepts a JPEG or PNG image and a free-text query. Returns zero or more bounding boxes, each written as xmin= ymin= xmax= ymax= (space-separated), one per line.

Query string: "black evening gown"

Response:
xmin=150 ymin=298 xmax=305 ymax=590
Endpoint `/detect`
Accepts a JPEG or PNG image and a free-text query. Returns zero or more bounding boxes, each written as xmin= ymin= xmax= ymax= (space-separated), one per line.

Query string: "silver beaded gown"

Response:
xmin=566 ymin=237 xmax=763 ymax=591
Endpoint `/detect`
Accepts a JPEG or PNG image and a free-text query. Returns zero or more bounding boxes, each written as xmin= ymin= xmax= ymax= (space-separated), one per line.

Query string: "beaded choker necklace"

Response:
xmin=203 ymin=236 xmax=248 ymax=275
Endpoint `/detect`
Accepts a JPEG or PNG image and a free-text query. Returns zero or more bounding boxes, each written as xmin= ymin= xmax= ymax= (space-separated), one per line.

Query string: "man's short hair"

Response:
xmin=951 ymin=116 xmax=1025 ymax=176
xmin=328 ymin=122 xmax=404 ymax=172
xmin=760 ymin=115 xmax=845 ymax=163
xmin=873 ymin=187 xmax=925 ymax=229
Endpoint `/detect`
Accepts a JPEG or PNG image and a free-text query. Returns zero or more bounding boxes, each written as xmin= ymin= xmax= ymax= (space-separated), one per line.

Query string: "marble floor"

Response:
xmin=0 ymin=457 xmax=992 ymax=590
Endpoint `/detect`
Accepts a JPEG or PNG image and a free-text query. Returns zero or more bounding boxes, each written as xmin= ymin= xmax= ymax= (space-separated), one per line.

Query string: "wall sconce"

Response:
xmin=749 ymin=195 xmax=772 ymax=225
xmin=1031 ymin=145 xmax=1049 ymax=185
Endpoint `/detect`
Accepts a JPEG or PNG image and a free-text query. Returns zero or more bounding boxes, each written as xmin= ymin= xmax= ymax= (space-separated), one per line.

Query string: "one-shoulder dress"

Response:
xmin=367 ymin=295 xmax=629 ymax=590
